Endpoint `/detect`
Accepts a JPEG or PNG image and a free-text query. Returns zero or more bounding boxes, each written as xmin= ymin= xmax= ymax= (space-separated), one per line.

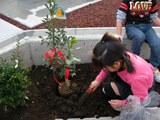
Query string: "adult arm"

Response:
xmin=116 ymin=10 xmax=126 ymax=36
xmin=153 ymin=17 xmax=160 ymax=26
xmin=116 ymin=22 xmax=123 ymax=35
xmin=150 ymin=12 xmax=160 ymax=26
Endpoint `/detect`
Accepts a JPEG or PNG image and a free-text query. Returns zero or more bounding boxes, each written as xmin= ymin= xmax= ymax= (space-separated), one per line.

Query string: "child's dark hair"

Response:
xmin=92 ymin=32 xmax=135 ymax=73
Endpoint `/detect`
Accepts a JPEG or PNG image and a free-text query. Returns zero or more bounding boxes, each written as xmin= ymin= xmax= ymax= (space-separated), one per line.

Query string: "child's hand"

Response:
xmin=108 ymin=100 xmax=122 ymax=109
xmin=90 ymin=80 xmax=101 ymax=91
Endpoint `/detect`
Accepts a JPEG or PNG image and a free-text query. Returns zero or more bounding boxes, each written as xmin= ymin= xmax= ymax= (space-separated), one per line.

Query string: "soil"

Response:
xmin=1 ymin=0 xmax=160 ymax=120
xmin=0 ymin=63 xmax=160 ymax=120
xmin=0 ymin=63 xmax=120 ymax=120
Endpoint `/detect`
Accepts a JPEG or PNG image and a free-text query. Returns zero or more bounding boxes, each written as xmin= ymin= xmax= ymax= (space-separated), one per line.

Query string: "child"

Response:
xmin=90 ymin=32 xmax=155 ymax=111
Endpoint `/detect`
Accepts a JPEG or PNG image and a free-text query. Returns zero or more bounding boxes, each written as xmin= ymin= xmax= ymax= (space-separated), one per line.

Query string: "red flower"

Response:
xmin=54 ymin=48 xmax=65 ymax=60
xmin=44 ymin=48 xmax=65 ymax=66
xmin=44 ymin=51 xmax=55 ymax=63
xmin=61 ymin=56 xmax=65 ymax=60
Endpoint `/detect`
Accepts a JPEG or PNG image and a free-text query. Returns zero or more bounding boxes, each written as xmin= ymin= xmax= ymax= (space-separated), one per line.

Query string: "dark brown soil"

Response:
xmin=0 ymin=63 xmax=160 ymax=120
xmin=0 ymin=63 xmax=119 ymax=120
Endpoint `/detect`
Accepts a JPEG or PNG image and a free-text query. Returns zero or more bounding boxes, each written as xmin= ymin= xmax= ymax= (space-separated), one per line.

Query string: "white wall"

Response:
xmin=0 ymin=27 xmax=155 ymax=68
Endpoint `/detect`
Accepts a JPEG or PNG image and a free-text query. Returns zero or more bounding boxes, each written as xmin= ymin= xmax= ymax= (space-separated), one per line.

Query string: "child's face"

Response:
xmin=105 ymin=60 xmax=122 ymax=72
xmin=105 ymin=65 xmax=120 ymax=72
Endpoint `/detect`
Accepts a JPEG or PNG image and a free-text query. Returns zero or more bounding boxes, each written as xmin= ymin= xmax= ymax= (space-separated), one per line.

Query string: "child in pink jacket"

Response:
xmin=90 ymin=32 xmax=154 ymax=111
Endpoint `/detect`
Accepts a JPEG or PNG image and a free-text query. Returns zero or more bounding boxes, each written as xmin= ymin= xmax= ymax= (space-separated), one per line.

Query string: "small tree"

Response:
xmin=39 ymin=0 xmax=81 ymax=87
xmin=0 ymin=39 xmax=31 ymax=108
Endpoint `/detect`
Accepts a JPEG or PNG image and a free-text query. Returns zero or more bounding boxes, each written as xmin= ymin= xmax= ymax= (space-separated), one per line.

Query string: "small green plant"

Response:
xmin=0 ymin=39 xmax=31 ymax=108
xmin=39 ymin=0 xmax=81 ymax=86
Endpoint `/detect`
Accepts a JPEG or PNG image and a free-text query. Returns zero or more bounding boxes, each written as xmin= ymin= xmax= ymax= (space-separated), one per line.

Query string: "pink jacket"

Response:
xmin=96 ymin=52 xmax=154 ymax=106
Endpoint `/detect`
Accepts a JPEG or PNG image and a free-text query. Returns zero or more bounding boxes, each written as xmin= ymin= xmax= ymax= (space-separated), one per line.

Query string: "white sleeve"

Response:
xmin=116 ymin=10 xmax=126 ymax=22
xmin=150 ymin=12 xmax=158 ymax=21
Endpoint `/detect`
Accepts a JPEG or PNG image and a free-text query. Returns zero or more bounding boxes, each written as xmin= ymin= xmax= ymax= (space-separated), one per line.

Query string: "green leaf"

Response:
xmin=71 ymin=73 xmax=76 ymax=77
xmin=71 ymin=47 xmax=82 ymax=51
xmin=66 ymin=59 xmax=72 ymax=65
xmin=71 ymin=37 xmax=77 ymax=47
xmin=71 ymin=56 xmax=81 ymax=61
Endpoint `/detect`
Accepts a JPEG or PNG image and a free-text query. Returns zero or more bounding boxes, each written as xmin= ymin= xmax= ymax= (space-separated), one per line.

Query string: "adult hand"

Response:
xmin=90 ymin=80 xmax=101 ymax=91
xmin=114 ymin=34 xmax=123 ymax=43
xmin=108 ymin=100 xmax=122 ymax=109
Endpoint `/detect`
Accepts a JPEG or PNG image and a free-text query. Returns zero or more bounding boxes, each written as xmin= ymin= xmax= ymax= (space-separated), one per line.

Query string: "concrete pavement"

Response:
xmin=0 ymin=0 xmax=102 ymax=28
xmin=0 ymin=18 xmax=23 ymax=41
xmin=0 ymin=0 xmax=102 ymax=42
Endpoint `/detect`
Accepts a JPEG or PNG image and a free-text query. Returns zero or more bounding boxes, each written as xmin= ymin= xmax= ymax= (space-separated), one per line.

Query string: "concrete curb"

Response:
xmin=55 ymin=116 xmax=119 ymax=120
xmin=0 ymin=27 xmax=156 ymax=68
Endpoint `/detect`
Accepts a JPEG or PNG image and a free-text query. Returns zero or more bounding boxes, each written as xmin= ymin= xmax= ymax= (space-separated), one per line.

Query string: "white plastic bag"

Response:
xmin=116 ymin=91 xmax=160 ymax=120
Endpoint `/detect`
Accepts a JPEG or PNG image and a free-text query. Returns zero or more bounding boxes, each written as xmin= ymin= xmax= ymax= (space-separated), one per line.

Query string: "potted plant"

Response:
xmin=0 ymin=39 xmax=31 ymax=109
xmin=39 ymin=0 xmax=81 ymax=98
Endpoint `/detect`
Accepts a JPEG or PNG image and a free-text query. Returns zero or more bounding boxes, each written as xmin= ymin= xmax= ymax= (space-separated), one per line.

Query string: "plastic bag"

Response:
xmin=116 ymin=91 xmax=160 ymax=120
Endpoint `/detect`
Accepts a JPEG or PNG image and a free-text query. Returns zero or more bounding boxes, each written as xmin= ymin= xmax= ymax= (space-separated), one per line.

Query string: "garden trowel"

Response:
xmin=78 ymin=86 xmax=94 ymax=106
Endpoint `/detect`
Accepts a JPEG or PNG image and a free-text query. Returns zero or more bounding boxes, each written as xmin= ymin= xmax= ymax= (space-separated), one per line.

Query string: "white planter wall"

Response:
xmin=1 ymin=27 xmax=159 ymax=68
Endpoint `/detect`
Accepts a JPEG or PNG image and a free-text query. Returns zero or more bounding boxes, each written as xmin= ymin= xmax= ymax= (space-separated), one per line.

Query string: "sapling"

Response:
xmin=0 ymin=39 xmax=31 ymax=108
xmin=39 ymin=0 xmax=81 ymax=88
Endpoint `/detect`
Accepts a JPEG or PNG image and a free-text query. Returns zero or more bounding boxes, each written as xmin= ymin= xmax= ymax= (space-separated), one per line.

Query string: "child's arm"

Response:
xmin=90 ymin=80 xmax=101 ymax=91
xmin=90 ymin=68 xmax=109 ymax=91
xmin=96 ymin=68 xmax=109 ymax=82
xmin=108 ymin=100 xmax=122 ymax=109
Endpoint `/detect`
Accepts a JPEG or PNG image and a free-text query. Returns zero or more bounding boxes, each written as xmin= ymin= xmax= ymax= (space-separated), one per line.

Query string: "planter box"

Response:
xmin=1 ymin=27 xmax=160 ymax=68
xmin=1 ymin=27 xmax=160 ymax=120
